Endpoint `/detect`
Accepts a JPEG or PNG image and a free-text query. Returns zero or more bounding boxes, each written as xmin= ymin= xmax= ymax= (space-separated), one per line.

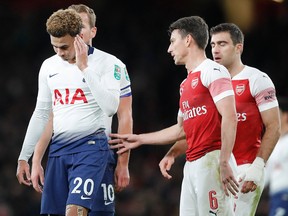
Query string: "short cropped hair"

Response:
xmin=68 ymin=4 xmax=96 ymax=28
xmin=168 ymin=16 xmax=209 ymax=50
xmin=210 ymin=23 xmax=244 ymax=46
xmin=46 ymin=9 xmax=83 ymax=37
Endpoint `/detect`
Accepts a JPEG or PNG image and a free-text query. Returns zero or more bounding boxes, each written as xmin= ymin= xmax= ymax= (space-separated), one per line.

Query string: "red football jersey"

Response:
xmin=179 ymin=59 xmax=234 ymax=161
xmin=232 ymin=66 xmax=278 ymax=165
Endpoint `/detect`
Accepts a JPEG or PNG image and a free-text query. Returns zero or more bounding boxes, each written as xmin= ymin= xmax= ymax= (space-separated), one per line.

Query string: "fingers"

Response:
xmin=159 ymin=158 xmax=173 ymax=179
xmin=16 ymin=171 xmax=31 ymax=186
xmin=222 ymin=177 xmax=239 ymax=196
xmin=109 ymin=133 xmax=129 ymax=139
xmin=16 ymin=161 xmax=32 ymax=186
xmin=108 ymin=139 xmax=124 ymax=149
xmin=31 ymin=175 xmax=43 ymax=193
xmin=114 ymin=169 xmax=130 ymax=192
xmin=160 ymin=167 xmax=172 ymax=179
xmin=241 ymin=181 xmax=257 ymax=193
xmin=116 ymin=147 xmax=130 ymax=154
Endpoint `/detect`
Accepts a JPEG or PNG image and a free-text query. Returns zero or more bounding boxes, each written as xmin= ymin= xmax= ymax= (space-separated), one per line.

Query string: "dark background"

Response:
xmin=0 ymin=0 xmax=287 ymax=215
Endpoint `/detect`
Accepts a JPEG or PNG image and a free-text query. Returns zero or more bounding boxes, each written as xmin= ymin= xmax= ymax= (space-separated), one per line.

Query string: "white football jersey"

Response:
xmin=38 ymin=47 xmax=121 ymax=144
xmin=103 ymin=63 xmax=132 ymax=137
xmin=266 ymin=134 xmax=288 ymax=195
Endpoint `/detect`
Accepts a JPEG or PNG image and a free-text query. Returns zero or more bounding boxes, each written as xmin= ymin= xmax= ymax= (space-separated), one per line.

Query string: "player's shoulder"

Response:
xmin=242 ymin=65 xmax=272 ymax=82
xmin=90 ymin=47 xmax=124 ymax=64
xmin=200 ymin=59 xmax=230 ymax=78
xmin=41 ymin=54 xmax=61 ymax=69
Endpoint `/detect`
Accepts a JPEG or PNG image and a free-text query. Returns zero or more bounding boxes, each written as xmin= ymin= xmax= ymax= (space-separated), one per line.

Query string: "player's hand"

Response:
xmin=220 ymin=162 xmax=239 ymax=196
xmin=114 ymin=161 xmax=130 ymax=192
xmin=238 ymin=157 xmax=265 ymax=193
xmin=74 ymin=34 xmax=88 ymax=71
xmin=159 ymin=155 xmax=175 ymax=179
xmin=16 ymin=160 xmax=31 ymax=186
xmin=31 ymin=162 xmax=45 ymax=193
xmin=109 ymin=133 xmax=142 ymax=154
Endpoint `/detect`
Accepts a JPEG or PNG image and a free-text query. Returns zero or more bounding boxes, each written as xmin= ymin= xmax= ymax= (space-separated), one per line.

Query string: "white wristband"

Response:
xmin=244 ymin=157 xmax=265 ymax=184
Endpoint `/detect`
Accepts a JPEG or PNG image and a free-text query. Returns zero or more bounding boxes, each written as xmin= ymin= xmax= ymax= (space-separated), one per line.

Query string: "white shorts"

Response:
xmin=180 ymin=150 xmax=237 ymax=216
xmin=234 ymin=163 xmax=265 ymax=216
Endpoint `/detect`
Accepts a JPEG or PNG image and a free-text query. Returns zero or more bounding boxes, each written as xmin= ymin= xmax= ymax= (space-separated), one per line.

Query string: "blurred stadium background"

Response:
xmin=0 ymin=0 xmax=287 ymax=215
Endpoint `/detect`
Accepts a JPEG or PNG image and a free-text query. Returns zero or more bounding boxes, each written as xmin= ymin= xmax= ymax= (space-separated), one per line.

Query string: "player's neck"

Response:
xmin=228 ymin=60 xmax=244 ymax=78
xmin=185 ymin=51 xmax=207 ymax=73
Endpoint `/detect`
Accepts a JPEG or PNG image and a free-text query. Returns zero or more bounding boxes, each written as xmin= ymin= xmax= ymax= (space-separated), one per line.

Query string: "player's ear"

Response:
xmin=79 ymin=33 xmax=84 ymax=39
xmin=91 ymin=27 xmax=97 ymax=39
xmin=236 ymin=43 xmax=243 ymax=54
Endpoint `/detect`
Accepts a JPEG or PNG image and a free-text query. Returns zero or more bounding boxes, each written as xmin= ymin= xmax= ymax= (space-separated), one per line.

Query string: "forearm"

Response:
xmin=220 ymin=115 xmax=237 ymax=163
xmin=257 ymin=107 xmax=281 ymax=162
xmin=117 ymin=107 xmax=133 ymax=166
xmin=139 ymin=124 xmax=185 ymax=145
xmin=32 ymin=116 xmax=53 ymax=163
xmin=83 ymin=67 xmax=120 ymax=116
xmin=18 ymin=107 xmax=50 ymax=161
xmin=165 ymin=139 xmax=187 ymax=158
xmin=257 ymin=125 xmax=280 ymax=163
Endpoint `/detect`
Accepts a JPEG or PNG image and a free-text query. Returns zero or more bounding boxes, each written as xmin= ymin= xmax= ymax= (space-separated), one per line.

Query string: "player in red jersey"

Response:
xmin=158 ymin=23 xmax=281 ymax=216
xmin=109 ymin=16 xmax=239 ymax=216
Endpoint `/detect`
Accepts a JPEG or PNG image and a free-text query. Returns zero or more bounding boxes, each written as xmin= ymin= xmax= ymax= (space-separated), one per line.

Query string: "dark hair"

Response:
xmin=46 ymin=9 xmax=83 ymax=37
xmin=210 ymin=23 xmax=244 ymax=45
xmin=168 ymin=16 xmax=209 ymax=50
xmin=68 ymin=4 xmax=96 ymax=28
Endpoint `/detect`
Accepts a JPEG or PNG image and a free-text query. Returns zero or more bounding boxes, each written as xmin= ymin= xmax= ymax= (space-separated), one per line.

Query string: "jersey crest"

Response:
xmin=191 ymin=77 xmax=199 ymax=89
xmin=235 ymin=84 xmax=245 ymax=96
xmin=114 ymin=65 xmax=121 ymax=80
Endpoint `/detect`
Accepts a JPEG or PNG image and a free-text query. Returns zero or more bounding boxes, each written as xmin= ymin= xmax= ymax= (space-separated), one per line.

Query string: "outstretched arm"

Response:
xmin=109 ymin=116 xmax=185 ymax=154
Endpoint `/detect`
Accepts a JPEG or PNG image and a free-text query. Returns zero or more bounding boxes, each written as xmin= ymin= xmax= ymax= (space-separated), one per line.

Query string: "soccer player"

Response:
xmin=17 ymin=4 xmax=132 ymax=215
xmin=109 ymin=16 xmax=239 ymax=216
xmin=158 ymin=23 xmax=281 ymax=216
xmin=16 ymin=8 xmax=123 ymax=216
xmin=265 ymin=96 xmax=288 ymax=216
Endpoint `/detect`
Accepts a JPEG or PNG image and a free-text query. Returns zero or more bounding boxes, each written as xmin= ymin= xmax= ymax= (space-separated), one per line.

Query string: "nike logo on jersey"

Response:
xmin=81 ymin=195 xmax=91 ymax=200
xmin=104 ymin=201 xmax=113 ymax=205
xmin=49 ymin=73 xmax=59 ymax=78
xmin=213 ymin=68 xmax=221 ymax=72
xmin=209 ymin=210 xmax=217 ymax=216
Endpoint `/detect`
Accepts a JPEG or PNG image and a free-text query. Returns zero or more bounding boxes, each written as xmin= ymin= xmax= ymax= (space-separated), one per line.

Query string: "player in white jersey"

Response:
xmin=158 ymin=23 xmax=281 ymax=216
xmin=16 ymin=9 xmax=122 ymax=216
xmin=109 ymin=16 xmax=239 ymax=216
xmin=265 ymin=97 xmax=288 ymax=216
xmin=16 ymin=5 xmax=132 ymax=215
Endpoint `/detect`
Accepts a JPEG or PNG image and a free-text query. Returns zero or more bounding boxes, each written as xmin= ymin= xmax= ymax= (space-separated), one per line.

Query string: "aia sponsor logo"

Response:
xmin=53 ymin=88 xmax=88 ymax=105
xmin=235 ymin=84 xmax=245 ymax=96
xmin=191 ymin=77 xmax=198 ymax=89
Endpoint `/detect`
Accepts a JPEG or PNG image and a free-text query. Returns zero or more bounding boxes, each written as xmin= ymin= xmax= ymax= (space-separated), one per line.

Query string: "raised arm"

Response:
xmin=74 ymin=35 xmax=120 ymax=116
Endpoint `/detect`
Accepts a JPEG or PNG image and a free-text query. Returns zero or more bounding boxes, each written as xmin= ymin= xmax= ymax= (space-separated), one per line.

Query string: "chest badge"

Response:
xmin=235 ymin=84 xmax=245 ymax=96
xmin=191 ymin=77 xmax=198 ymax=89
